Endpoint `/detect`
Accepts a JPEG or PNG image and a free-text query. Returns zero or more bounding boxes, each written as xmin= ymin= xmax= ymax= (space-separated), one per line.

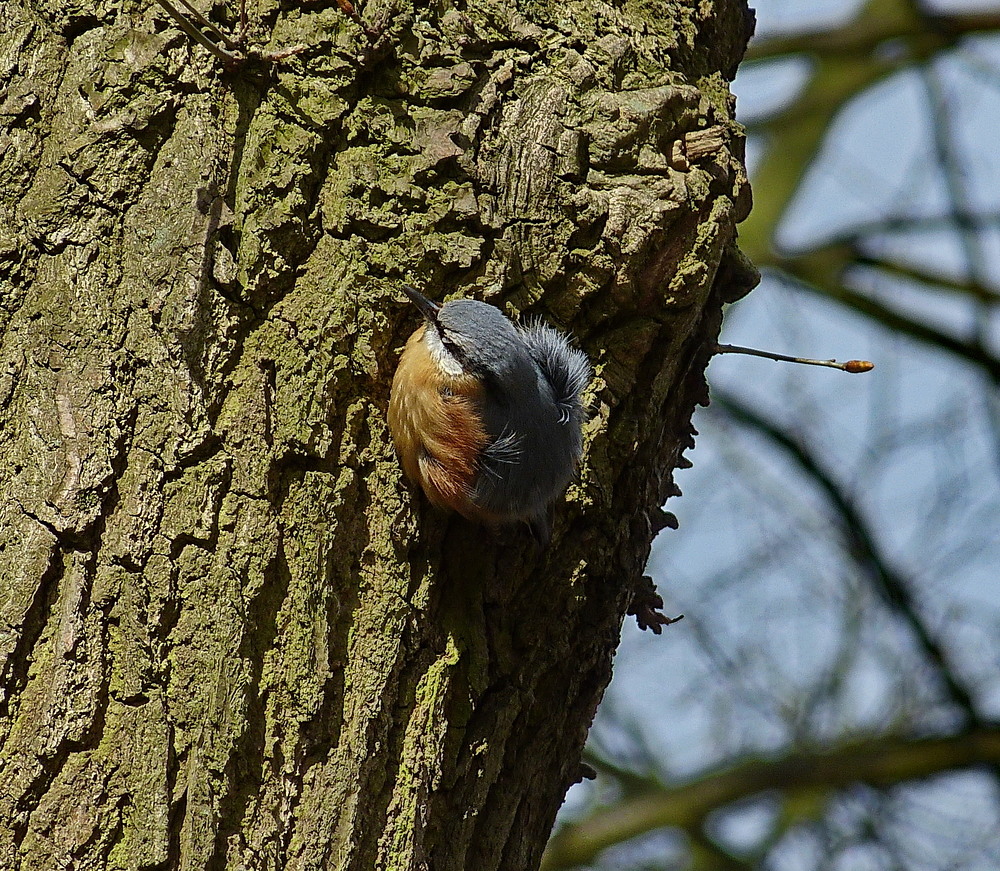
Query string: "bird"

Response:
xmin=388 ymin=285 xmax=591 ymax=542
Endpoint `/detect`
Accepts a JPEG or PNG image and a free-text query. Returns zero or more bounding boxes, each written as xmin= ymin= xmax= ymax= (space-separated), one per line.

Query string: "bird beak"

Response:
xmin=403 ymin=285 xmax=441 ymax=322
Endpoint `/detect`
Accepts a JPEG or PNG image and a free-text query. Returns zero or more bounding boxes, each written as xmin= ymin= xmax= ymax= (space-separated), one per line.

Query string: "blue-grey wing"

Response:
xmin=477 ymin=425 xmax=523 ymax=484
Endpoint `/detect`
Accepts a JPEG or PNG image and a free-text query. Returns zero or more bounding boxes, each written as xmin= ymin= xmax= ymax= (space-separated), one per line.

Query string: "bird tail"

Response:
xmin=518 ymin=320 xmax=591 ymax=423
xmin=527 ymin=508 xmax=552 ymax=546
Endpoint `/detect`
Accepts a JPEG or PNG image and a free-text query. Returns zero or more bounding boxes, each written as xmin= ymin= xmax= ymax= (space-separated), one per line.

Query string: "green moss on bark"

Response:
xmin=0 ymin=1 xmax=754 ymax=869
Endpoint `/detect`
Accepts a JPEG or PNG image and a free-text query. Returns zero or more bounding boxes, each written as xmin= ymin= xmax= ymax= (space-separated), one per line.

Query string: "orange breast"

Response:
xmin=388 ymin=325 xmax=492 ymax=520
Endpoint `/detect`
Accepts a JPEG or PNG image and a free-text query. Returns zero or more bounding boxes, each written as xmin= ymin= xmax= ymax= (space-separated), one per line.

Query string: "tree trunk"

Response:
xmin=0 ymin=1 xmax=755 ymax=868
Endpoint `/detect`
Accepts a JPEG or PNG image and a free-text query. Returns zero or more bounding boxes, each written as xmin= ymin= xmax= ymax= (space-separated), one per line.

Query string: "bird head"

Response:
xmin=403 ymin=285 xmax=524 ymax=381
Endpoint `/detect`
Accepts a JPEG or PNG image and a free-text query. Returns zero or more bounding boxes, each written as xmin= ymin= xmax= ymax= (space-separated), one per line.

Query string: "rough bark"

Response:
xmin=0 ymin=1 xmax=755 ymax=869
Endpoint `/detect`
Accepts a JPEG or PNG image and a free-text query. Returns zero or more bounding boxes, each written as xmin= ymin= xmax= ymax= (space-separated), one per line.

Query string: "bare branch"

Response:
xmin=543 ymin=728 xmax=1000 ymax=869
xmin=769 ymin=263 xmax=1000 ymax=384
xmin=713 ymin=390 xmax=984 ymax=725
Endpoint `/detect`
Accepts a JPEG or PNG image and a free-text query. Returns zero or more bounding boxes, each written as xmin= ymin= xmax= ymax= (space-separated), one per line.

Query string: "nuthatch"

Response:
xmin=388 ymin=286 xmax=591 ymax=542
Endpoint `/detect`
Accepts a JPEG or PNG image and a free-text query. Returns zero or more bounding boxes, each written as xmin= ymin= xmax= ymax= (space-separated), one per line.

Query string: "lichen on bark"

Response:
xmin=0 ymin=1 xmax=755 ymax=869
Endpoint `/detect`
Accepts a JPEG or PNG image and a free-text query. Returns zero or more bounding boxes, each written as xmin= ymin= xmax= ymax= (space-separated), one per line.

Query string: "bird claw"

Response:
xmin=628 ymin=576 xmax=683 ymax=634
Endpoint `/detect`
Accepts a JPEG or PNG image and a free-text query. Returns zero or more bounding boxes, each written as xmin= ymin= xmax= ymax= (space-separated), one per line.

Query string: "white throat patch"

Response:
xmin=424 ymin=325 xmax=464 ymax=377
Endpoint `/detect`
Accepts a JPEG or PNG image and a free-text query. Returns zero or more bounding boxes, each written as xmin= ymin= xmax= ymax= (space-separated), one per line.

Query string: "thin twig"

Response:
xmin=172 ymin=0 xmax=240 ymax=48
xmin=713 ymin=342 xmax=874 ymax=373
xmin=775 ymin=266 xmax=1000 ymax=383
xmin=151 ymin=0 xmax=241 ymax=65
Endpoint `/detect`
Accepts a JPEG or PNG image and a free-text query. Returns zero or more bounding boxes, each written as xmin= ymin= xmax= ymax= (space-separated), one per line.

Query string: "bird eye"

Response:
xmin=438 ymin=331 xmax=465 ymax=361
